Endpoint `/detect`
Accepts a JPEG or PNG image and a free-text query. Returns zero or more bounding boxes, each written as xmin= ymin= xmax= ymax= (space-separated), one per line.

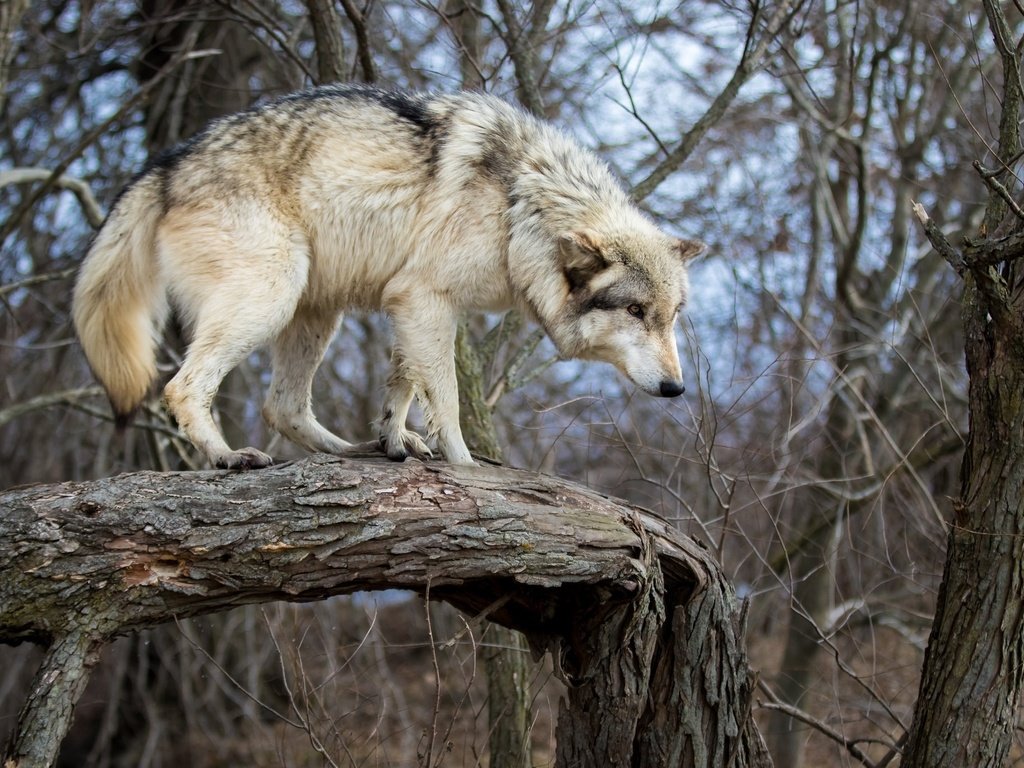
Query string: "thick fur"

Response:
xmin=73 ymin=84 xmax=704 ymax=468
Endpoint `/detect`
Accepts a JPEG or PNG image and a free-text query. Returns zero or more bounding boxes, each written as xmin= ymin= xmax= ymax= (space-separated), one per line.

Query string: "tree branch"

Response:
xmin=0 ymin=169 xmax=104 ymax=229
xmin=0 ymin=266 xmax=77 ymax=301
xmin=494 ymin=0 xmax=545 ymax=116
xmin=0 ymin=386 xmax=105 ymax=429
xmin=632 ymin=0 xmax=803 ymax=201
xmin=911 ymin=201 xmax=966 ymax=276
xmin=912 ymin=201 xmax=1021 ymax=337
xmin=339 ymin=0 xmax=376 ymax=83
xmin=1 ymin=455 xmax=771 ymax=768
xmin=757 ymin=679 xmax=884 ymax=768
xmin=305 ymin=0 xmax=347 ymax=83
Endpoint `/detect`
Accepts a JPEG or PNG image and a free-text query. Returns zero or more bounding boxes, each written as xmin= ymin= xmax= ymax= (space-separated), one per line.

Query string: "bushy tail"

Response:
xmin=72 ymin=177 xmax=168 ymax=424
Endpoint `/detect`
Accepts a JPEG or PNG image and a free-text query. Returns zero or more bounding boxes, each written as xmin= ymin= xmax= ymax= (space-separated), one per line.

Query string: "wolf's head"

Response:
xmin=549 ymin=228 xmax=704 ymax=397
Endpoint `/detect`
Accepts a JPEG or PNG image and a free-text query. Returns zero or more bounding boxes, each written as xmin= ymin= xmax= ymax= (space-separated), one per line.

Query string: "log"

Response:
xmin=0 ymin=454 xmax=771 ymax=767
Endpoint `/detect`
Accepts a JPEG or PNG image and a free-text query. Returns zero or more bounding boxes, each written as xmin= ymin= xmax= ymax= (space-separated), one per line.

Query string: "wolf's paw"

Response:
xmin=379 ymin=429 xmax=433 ymax=461
xmin=215 ymin=447 xmax=274 ymax=470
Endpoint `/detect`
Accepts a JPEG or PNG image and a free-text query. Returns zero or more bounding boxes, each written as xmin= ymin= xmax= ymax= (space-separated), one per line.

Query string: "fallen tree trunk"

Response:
xmin=0 ymin=454 xmax=771 ymax=767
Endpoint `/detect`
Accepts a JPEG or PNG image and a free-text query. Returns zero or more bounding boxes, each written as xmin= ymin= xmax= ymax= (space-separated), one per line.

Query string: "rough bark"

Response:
xmin=483 ymin=627 xmax=531 ymax=765
xmin=636 ymin=562 xmax=766 ymax=768
xmin=0 ymin=0 xmax=29 ymax=119
xmin=902 ymin=2 xmax=1024 ymax=764
xmin=902 ymin=252 xmax=1024 ymax=765
xmin=0 ymin=454 xmax=771 ymax=768
xmin=901 ymin=326 xmax=1024 ymax=768
xmin=455 ymin=318 xmax=536 ymax=768
xmin=305 ymin=0 xmax=347 ymax=84
xmin=4 ymin=631 xmax=103 ymax=767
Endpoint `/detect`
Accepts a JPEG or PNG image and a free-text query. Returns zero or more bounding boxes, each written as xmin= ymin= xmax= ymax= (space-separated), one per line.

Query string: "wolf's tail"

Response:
xmin=72 ymin=176 xmax=168 ymax=425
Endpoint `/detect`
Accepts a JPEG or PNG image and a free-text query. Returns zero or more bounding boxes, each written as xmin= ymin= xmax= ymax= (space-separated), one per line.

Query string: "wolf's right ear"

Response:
xmin=677 ymin=238 xmax=707 ymax=264
xmin=558 ymin=230 xmax=608 ymax=291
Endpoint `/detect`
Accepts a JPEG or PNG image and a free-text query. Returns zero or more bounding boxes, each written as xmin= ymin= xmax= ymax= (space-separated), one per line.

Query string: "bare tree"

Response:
xmin=902 ymin=2 xmax=1024 ymax=764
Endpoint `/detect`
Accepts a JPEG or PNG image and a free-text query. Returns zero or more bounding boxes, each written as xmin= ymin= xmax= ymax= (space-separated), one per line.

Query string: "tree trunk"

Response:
xmin=902 ymin=290 xmax=1024 ymax=767
xmin=305 ymin=0 xmax=347 ymax=84
xmin=0 ymin=0 xmax=29 ymax=119
xmin=765 ymin=526 xmax=835 ymax=768
xmin=0 ymin=455 xmax=770 ymax=768
xmin=766 ymin=325 xmax=861 ymax=768
xmin=484 ymin=627 xmax=532 ymax=764
xmin=454 ymin=319 xmax=533 ymax=768
xmin=903 ymin=2 xmax=1024 ymax=764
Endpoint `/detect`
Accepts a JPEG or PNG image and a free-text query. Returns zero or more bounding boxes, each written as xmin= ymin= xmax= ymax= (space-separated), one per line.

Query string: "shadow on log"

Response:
xmin=0 ymin=454 xmax=771 ymax=767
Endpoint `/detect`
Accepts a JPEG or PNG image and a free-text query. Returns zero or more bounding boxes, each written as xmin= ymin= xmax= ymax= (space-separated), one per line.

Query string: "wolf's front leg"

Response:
xmin=382 ymin=287 xmax=474 ymax=466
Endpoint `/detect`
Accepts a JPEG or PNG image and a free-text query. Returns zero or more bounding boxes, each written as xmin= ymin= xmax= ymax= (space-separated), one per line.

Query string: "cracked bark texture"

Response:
xmin=901 ymin=2 xmax=1024 ymax=766
xmin=0 ymin=455 xmax=770 ymax=768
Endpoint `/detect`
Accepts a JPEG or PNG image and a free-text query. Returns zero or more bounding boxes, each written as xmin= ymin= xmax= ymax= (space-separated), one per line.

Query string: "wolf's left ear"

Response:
xmin=677 ymin=238 xmax=707 ymax=264
xmin=559 ymin=230 xmax=608 ymax=290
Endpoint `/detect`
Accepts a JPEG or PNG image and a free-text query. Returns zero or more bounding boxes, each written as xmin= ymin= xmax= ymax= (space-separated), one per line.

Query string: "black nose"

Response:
xmin=659 ymin=380 xmax=685 ymax=398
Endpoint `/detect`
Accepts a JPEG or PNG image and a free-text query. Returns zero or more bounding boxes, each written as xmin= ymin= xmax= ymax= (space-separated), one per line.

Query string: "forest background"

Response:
xmin=0 ymin=1 xmax=1017 ymax=766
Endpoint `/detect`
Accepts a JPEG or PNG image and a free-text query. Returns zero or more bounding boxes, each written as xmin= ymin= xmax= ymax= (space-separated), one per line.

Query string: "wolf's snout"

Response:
xmin=659 ymin=380 xmax=685 ymax=398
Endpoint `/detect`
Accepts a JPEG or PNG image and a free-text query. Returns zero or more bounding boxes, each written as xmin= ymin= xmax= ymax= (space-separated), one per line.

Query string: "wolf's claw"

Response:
xmin=215 ymin=447 xmax=274 ymax=470
xmin=379 ymin=429 xmax=433 ymax=461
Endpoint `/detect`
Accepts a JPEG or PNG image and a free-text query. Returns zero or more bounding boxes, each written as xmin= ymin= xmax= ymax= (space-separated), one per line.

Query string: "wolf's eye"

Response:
xmin=626 ymin=304 xmax=645 ymax=319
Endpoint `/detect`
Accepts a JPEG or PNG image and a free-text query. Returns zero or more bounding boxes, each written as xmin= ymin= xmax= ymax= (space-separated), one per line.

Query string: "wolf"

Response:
xmin=72 ymin=84 xmax=704 ymax=469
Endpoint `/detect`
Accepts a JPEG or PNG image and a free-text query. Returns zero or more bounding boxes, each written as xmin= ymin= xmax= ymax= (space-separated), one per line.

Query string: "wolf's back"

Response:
xmin=72 ymin=175 xmax=168 ymax=423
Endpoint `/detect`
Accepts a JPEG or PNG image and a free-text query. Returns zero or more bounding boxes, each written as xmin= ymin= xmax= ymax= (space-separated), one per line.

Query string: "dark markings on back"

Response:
xmin=476 ymin=117 xmax=518 ymax=184
xmin=307 ymin=84 xmax=450 ymax=171
xmin=117 ymin=84 xmax=452 ymax=212
xmin=273 ymin=83 xmax=439 ymax=135
xmin=366 ymin=87 xmax=450 ymax=172
xmin=472 ymin=116 xmax=528 ymax=210
xmin=374 ymin=90 xmax=435 ymax=133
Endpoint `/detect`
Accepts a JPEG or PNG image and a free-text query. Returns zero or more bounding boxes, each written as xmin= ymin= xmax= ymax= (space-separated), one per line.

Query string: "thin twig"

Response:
xmin=0 ymin=386 xmax=105 ymax=429
xmin=972 ymin=159 xmax=1024 ymax=220
xmin=612 ymin=62 xmax=670 ymax=157
xmin=436 ymin=614 xmax=477 ymax=760
xmin=219 ymin=0 xmax=317 ymax=82
xmin=174 ymin=616 xmax=303 ymax=729
xmin=0 ymin=266 xmax=77 ymax=301
xmin=0 ymin=169 xmax=104 ymax=228
xmin=757 ymin=679 xmax=891 ymax=768
xmin=262 ymin=608 xmax=342 ymax=768
xmin=423 ymin=581 xmax=443 ymax=768
xmin=768 ymin=288 xmax=947 ymax=528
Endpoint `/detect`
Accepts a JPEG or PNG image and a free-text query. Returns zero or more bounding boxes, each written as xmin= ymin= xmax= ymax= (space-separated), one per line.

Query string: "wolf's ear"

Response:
xmin=677 ymin=238 xmax=707 ymax=264
xmin=558 ymin=230 xmax=608 ymax=291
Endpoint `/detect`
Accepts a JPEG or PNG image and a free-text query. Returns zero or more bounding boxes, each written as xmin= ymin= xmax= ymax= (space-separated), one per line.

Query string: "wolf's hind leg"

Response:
xmin=165 ymin=328 xmax=279 ymax=470
xmin=378 ymin=375 xmax=432 ymax=461
xmin=160 ymin=216 xmax=309 ymax=469
xmin=263 ymin=308 xmax=352 ymax=454
xmin=383 ymin=286 xmax=473 ymax=465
